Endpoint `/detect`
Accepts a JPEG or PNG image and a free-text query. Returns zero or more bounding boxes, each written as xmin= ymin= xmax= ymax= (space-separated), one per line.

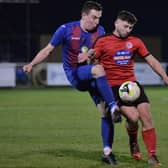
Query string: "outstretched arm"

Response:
xmin=23 ymin=44 xmax=54 ymax=73
xmin=145 ymin=54 xmax=168 ymax=85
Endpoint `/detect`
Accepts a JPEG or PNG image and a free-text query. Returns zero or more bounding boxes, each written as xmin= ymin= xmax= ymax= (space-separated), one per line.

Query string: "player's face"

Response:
xmin=81 ymin=9 xmax=102 ymax=31
xmin=114 ymin=19 xmax=134 ymax=38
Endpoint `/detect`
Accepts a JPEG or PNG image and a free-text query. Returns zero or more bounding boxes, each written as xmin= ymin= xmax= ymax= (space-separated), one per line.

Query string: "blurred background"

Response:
xmin=0 ymin=0 xmax=168 ymax=87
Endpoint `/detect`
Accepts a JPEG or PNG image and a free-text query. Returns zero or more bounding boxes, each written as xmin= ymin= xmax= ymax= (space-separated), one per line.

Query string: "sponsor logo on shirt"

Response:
xmin=114 ymin=50 xmax=132 ymax=65
xmin=71 ymin=37 xmax=80 ymax=40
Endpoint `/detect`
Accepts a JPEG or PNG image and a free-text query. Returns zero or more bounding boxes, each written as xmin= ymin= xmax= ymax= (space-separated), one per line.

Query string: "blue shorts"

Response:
xmin=65 ymin=64 xmax=104 ymax=105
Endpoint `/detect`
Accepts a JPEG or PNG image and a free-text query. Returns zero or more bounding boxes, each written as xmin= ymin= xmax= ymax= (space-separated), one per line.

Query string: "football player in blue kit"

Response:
xmin=23 ymin=1 xmax=120 ymax=165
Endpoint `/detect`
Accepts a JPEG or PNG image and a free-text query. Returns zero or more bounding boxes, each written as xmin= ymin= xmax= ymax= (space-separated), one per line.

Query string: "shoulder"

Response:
xmin=128 ymin=35 xmax=139 ymax=40
xmin=128 ymin=35 xmax=146 ymax=46
xmin=93 ymin=33 xmax=112 ymax=46
xmin=64 ymin=21 xmax=80 ymax=27
xmin=96 ymin=33 xmax=112 ymax=42
xmin=98 ymin=25 xmax=105 ymax=31
xmin=58 ymin=21 xmax=80 ymax=30
xmin=128 ymin=35 xmax=143 ymax=43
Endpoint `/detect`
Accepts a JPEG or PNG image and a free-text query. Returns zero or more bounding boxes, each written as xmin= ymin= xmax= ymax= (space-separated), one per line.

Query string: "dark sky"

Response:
xmin=37 ymin=0 xmax=168 ymax=35
xmin=0 ymin=0 xmax=167 ymax=35
xmin=0 ymin=0 xmax=167 ymax=62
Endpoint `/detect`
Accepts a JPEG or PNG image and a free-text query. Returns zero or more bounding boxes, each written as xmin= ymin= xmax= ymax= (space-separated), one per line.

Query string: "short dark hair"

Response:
xmin=81 ymin=1 xmax=103 ymax=14
xmin=117 ymin=10 xmax=137 ymax=25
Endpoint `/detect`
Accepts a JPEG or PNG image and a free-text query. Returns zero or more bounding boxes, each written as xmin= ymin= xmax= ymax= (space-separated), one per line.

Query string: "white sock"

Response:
xmin=104 ymin=146 xmax=112 ymax=155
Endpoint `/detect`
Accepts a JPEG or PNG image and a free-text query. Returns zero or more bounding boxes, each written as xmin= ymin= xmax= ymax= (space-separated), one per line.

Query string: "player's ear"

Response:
xmin=114 ymin=20 xmax=118 ymax=27
xmin=82 ymin=12 xmax=87 ymax=18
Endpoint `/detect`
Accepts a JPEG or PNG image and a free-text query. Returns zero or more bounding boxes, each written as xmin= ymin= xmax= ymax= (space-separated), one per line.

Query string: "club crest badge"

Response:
xmin=81 ymin=46 xmax=88 ymax=53
xmin=126 ymin=42 xmax=133 ymax=49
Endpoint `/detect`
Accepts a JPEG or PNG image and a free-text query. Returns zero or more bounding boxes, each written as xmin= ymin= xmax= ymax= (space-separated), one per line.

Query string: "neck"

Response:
xmin=80 ymin=20 xmax=88 ymax=32
xmin=113 ymin=30 xmax=119 ymax=37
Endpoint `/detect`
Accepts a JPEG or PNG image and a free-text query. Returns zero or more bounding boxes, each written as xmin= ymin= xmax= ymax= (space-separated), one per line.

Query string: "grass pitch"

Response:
xmin=0 ymin=87 xmax=167 ymax=168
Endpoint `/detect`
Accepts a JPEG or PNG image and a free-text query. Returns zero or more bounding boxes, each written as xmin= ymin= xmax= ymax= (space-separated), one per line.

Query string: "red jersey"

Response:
xmin=93 ymin=34 xmax=150 ymax=86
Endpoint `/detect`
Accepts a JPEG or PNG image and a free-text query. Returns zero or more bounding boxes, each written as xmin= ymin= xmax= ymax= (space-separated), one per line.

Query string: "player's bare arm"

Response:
xmin=145 ymin=54 xmax=168 ymax=85
xmin=23 ymin=44 xmax=54 ymax=73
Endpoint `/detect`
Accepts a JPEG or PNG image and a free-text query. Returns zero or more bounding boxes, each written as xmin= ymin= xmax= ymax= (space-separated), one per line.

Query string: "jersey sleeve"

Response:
xmin=136 ymin=38 xmax=150 ymax=57
xmin=50 ymin=24 xmax=66 ymax=46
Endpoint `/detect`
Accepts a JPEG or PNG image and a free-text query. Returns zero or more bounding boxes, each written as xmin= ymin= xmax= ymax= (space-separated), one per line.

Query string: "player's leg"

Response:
xmin=99 ymin=105 xmax=117 ymax=165
xmin=111 ymin=85 xmax=140 ymax=160
xmin=69 ymin=66 xmax=115 ymax=155
xmin=91 ymin=64 xmax=121 ymax=122
xmin=137 ymin=102 xmax=161 ymax=166
xmin=76 ymin=64 xmax=121 ymax=122
xmin=111 ymin=84 xmax=142 ymax=160
xmin=69 ymin=66 xmax=117 ymax=165
xmin=125 ymin=121 xmax=142 ymax=160
xmin=91 ymin=64 xmax=115 ymax=107
xmin=89 ymin=91 xmax=117 ymax=165
xmin=120 ymin=106 xmax=142 ymax=160
xmin=132 ymin=83 xmax=161 ymax=166
xmin=120 ymin=106 xmax=139 ymax=123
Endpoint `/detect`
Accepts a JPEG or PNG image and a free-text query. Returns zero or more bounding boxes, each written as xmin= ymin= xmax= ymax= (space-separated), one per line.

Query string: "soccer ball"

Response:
xmin=119 ymin=81 xmax=140 ymax=102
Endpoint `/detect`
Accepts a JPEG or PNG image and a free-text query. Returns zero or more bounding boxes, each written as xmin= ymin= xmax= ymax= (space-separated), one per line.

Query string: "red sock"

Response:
xmin=142 ymin=128 xmax=157 ymax=158
xmin=126 ymin=125 xmax=138 ymax=145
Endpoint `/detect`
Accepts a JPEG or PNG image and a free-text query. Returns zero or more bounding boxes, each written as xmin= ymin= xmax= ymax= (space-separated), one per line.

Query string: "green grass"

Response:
xmin=0 ymin=87 xmax=167 ymax=168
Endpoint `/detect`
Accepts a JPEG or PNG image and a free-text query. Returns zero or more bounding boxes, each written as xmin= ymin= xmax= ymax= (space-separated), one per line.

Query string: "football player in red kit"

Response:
xmin=93 ymin=10 xmax=168 ymax=166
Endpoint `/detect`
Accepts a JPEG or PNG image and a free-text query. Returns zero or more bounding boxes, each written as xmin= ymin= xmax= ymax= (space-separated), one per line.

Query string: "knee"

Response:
xmin=131 ymin=116 xmax=139 ymax=123
xmin=127 ymin=113 xmax=139 ymax=123
xmin=92 ymin=64 xmax=105 ymax=77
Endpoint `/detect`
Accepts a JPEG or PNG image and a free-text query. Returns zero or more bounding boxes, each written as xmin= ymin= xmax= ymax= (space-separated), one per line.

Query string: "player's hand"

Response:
xmin=87 ymin=49 xmax=96 ymax=64
xmin=23 ymin=63 xmax=33 ymax=73
xmin=111 ymin=104 xmax=122 ymax=123
xmin=78 ymin=52 xmax=88 ymax=63
xmin=112 ymin=109 xmax=122 ymax=123
xmin=78 ymin=49 xmax=95 ymax=63
xmin=87 ymin=49 xmax=95 ymax=59
xmin=163 ymin=76 xmax=168 ymax=85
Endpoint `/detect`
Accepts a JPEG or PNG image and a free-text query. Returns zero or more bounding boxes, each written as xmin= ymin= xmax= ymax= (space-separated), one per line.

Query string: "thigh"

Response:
xmin=111 ymin=82 xmax=152 ymax=124
xmin=76 ymin=64 xmax=94 ymax=81
xmin=70 ymin=65 xmax=94 ymax=91
xmin=120 ymin=105 xmax=139 ymax=123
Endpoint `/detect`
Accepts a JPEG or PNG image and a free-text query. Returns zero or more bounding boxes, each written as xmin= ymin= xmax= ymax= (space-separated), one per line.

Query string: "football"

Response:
xmin=119 ymin=81 xmax=140 ymax=102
